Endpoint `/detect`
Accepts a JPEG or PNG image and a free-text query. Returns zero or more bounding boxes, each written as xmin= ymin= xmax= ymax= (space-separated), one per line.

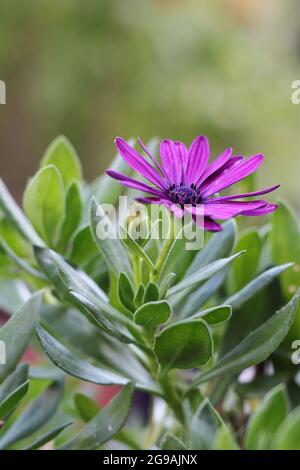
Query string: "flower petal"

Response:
xmin=204 ymin=217 xmax=223 ymax=231
xmin=203 ymin=200 xmax=267 ymax=220
xmin=241 ymin=203 xmax=278 ymax=216
xmin=196 ymin=147 xmax=233 ymax=186
xmin=185 ymin=135 xmax=210 ymax=185
xmin=115 ymin=137 xmax=167 ymax=189
xmin=160 ymin=139 xmax=183 ymax=186
xmin=106 ymin=170 xmax=166 ymax=197
xmin=200 ymin=154 xmax=264 ymax=198
xmin=205 ymin=185 xmax=280 ymax=202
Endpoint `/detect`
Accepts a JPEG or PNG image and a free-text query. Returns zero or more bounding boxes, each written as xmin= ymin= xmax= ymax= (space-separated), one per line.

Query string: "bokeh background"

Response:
xmin=0 ymin=0 xmax=299 ymax=208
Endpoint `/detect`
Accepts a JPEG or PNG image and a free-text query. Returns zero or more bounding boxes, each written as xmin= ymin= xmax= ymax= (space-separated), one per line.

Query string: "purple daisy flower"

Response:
xmin=106 ymin=136 xmax=279 ymax=231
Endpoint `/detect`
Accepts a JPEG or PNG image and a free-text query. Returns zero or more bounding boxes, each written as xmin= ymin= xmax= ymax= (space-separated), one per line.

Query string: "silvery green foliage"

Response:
xmin=0 ymin=137 xmax=299 ymax=450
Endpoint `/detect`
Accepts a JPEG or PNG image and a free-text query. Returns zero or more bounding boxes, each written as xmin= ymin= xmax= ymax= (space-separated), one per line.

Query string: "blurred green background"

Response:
xmin=0 ymin=0 xmax=299 ymax=207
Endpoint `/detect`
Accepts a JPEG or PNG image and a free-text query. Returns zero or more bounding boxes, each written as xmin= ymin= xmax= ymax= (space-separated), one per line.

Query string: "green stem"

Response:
xmin=133 ymin=255 xmax=142 ymax=289
xmin=159 ymin=370 xmax=185 ymax=426
xmin=151 ymin=215 xmax=175 ymax=283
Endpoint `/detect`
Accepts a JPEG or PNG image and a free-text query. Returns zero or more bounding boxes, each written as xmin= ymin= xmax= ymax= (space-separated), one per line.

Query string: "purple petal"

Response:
xmin=160 ymin=139 xmax=183 ymax=186
xmin=196 ymin=147 xmax=233 ymax=186
xmin=185 ymin=136 xmax=210 ymax=185
xmin=138 ymin=138 xmax=165 ymax=177
xmin=203 ymin=200 xmax=267 ymax=220
xmin=205 ymin=185 xmax=280 ymax=203
xmin=106 ymin=170 xmax=166 ymax=197
xmin=175 ymin=141 xmax=188 ymax=172
xmin=204 ymin=217 xmax=223 ymax=231
xmin=115 ymin=137 xmax=167 ymax=189
xmin=200 ymin=154 xmax=264 ymax=198
xmin=241 ymin=203 xmax=278 ymax=216
xmin=136 ymin=196 xmax=184 ymax=218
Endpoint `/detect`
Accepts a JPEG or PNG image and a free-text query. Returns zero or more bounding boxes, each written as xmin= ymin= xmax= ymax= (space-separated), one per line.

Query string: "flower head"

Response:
xmin=107 ymin=136 xmax=279 ymax=231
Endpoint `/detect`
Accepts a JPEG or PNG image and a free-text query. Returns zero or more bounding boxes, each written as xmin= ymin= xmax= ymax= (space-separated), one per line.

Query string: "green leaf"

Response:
xmin=0 ymin=364 xmax=28 ymax=404
xmin=274 ymin=407 xmax=300 ymax=450
xmin=167 ymin=252 xmax=244 ymax=297
xmin=58 ymin=181 xmax=82 ymax=250
xmin=0 ymin=379 xmax=63 ymax=449
xmin=41 ymin=136 xmax=82 ymax=188
xmin=134 ymin=284 xmax=145 ymax=308
xmin=0 ymin=280 xmax=30 ymax=315
xmin=0 ymin=380 xmax=29 ymax=419
xmin=225 ymin=263 xmax=293 ymax=310
xmin=159 ymin=272 xmax=176 ymax=299
xmin=191 ymin=289 xmax=300 ymax=387
xmin=186 ymin=220 xmax=237 ymax=276
xmin=23 ymin=165 xmax=65 ymax=246
xmin=0 ymin=292 xmax=42 ymax=383
xmin=245 ymin=384 xmax=288 ymax=450
xmin=90 ymin=199 xmax=132 ymax=277
xmin=69 ymin=225 xmax=99 ymax=267
xmin=74 ymin=393 xmax=99 ymax=422
xmin=24 ymin=422 xmax=73 ymax=450
xmin=35 ymin=324 xmax=129 ymax=386
xmin=161 ymin=433 xmax=187 ymax=450
xmin=120 ymin=225 xmax=154 ymax=271
xmin=143 ymin=282 xmax=159 ymax=303
xmin=192 ymin=305 xmax=232 ymax=325
xmin=0 ymin=234 xmax=46 ymax=280
xmin=134 ymin=301 xmax=171 ymax=328
xmin=154 ymin=319 xmax=213 ymax=371
xmin=188 ymin=398 xmax=228 ymax=450
xmin=60 ymin=383 xmax=134 ymax=450
xmin=0 ymin=179 xmax=44 ymax=246
xmin=118 ymin=272 xmax=135 ymax=313
xmin=271 ymin=200 xmax=300 ymax=300
xmin=230 ymin=230 xmax=261 ymax=292
xmin=213 ymin=426 xmax=239 ymax=450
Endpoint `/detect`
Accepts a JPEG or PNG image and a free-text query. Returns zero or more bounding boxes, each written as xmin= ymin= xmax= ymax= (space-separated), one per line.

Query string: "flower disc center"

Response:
xmin=168 ymin=184 xmax=200 ymax=205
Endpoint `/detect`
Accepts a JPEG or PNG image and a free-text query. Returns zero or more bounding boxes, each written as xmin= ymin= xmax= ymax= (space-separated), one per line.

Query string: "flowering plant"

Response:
xmin=0 ymin=136 xmax=299 ymax=450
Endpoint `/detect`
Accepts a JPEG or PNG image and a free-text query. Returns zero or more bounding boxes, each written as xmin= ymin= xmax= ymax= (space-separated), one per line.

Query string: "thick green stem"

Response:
xmin=151 ymin=215 xmax=175 ymax=283
xmin=159 ymin=370 xmax=186 ymax=426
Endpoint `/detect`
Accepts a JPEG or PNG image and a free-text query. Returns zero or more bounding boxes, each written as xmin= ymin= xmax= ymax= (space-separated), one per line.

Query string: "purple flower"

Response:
xmin=106 ymin=136 xmax=279 ymax=231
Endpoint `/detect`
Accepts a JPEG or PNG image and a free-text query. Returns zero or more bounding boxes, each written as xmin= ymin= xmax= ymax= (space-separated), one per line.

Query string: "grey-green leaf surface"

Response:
xmin=0 ymin=292 xmax=42 ymax=383
xmin=36 ymin=324 xmax=129 ymax=386
xmin=0 ymin=380 xmax=29 ymax=419
xmin=0 ymin=379 xmax=63 ymax=449
xmin=167 ymin=252 xmax=244 ymax=297
xmin=225 ymin=263 xmax=293 ymax=310
xmin=60 ymin=383 xmax=134 ymax=450
xmin=191 ymin=289 xmax=300 ymax=387
xmin=24 ymin=421 xmax=73 ymax=450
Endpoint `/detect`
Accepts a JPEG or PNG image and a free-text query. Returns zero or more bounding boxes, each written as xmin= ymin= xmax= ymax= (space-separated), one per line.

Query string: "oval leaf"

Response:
xmin=154 ymin=319 xmax=213 ymax=371
xmin=134 ymin=301 xmax=171 ymax=328
xmin=23 ymin=165 xmax=65 ymax=246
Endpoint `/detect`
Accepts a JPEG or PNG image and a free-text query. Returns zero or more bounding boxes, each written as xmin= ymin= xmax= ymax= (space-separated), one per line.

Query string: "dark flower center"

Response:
xmin=168 ymin=184 xmax=202 ymax=205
